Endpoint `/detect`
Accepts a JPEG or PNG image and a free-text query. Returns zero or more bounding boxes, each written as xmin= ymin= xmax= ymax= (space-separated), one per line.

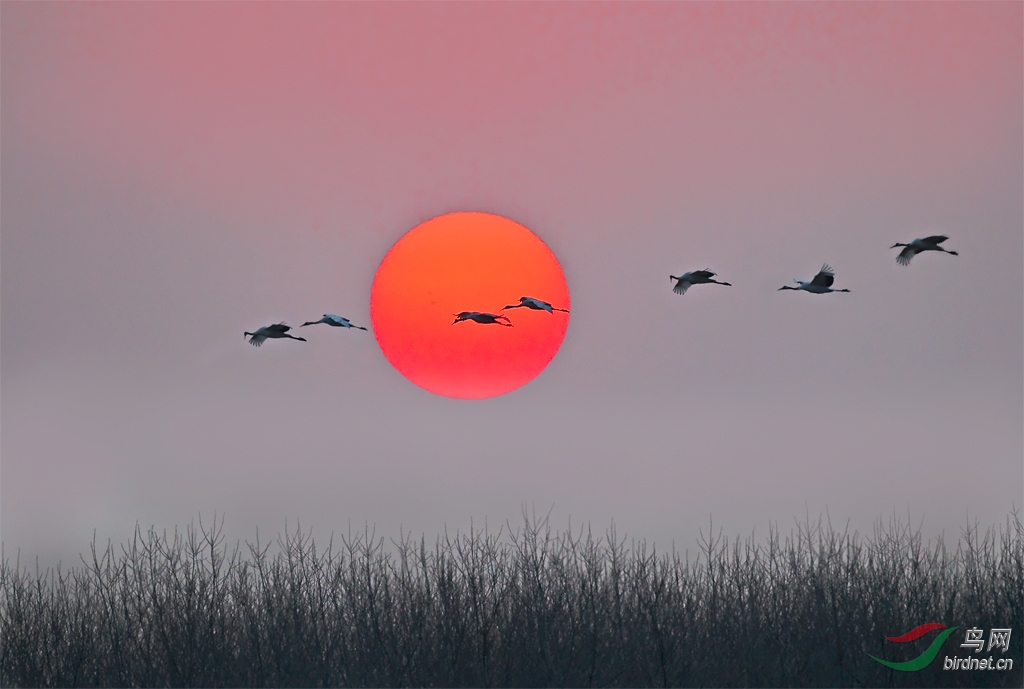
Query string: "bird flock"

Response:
xmin=449 ymin=296 xmax=570 ymax=328
xmin=669 ymin=235 xmax=957 ymax=297
xmin=245 ymin=313 xmax=368 ymax=347
xmin=244 ymin=235 xmax=955 ymax=345
xmin=245 ymin=295 xmax=569 ymax=345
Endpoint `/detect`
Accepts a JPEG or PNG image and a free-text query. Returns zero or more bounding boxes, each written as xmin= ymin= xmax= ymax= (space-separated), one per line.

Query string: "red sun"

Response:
xmin=371 ymin=212 xmax=570 ymax=399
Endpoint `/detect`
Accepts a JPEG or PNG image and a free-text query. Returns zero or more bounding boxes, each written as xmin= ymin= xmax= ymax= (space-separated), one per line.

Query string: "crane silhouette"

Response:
xmin=453 ymin=311 xmax=513 ymax=327
xmin=301 ymin=314 xmax=368 ymax=330
xmin=502 ymin=296 xmax=568 ymax=313
xmin=244 ymin=323 xmax=307 ymax=347
xmin=669 ymin=270 xmax=732 ymax=295
xmin=778 ymin=264 xmax=850 ymax=294
xmin=890 ymin=235 xmax=959 ymax=266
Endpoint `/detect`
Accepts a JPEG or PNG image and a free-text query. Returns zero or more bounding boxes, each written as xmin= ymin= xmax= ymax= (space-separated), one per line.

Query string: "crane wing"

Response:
xmin=896 ymin=246 xmax=915 ymax=266
xmin=672 ymin=278 xmax=691 ymax=295
xmin=810 ymin=265 xmax=835 ymax=288
xmin=247 ymin=332 xmax=268 ymax=347
xmin=922 ymin=235 xmax=949 ymax=245
xmin=691 ymin=270 xmax=715 ymax=280
xmin=267 ymin=323 xmax=291 ymax=334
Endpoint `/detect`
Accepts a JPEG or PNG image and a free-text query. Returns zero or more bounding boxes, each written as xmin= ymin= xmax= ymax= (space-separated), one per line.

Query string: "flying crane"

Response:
xmin=244 ymin=323 xmax=307 ymax=347
xmin=301 ymin=314 xmax=368 ymax=330
xmin=669 ymin=270 xmax=732 ymax=295
xmin=502 ymin=296 xmax=569 ymax=313
xmin=778 ymin=264 xmax=851 ymax=294
xmin=453 ymin=311 xmax=513 ymax=327
xmin=890 ymin=235 xmax=959 ymax=266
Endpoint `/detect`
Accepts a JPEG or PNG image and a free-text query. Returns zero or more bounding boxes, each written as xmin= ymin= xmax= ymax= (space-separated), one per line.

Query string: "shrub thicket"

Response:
xmin=2 ymin=510 xmax=1021 ymax=687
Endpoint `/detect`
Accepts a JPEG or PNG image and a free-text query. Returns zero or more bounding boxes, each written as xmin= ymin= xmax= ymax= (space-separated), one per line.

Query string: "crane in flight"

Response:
xmin=453 ymin=311 xmax=513 ymax=327
xmin=778 ymin=264 xmax=850 ymax=294
xmin=669 ymin=270 xmax=732 ymax=295
xmin=244 ymin=323 xmax=307 ymax=346
xmin=502 ymin=296 xmax=569 ymax=313
xmin=301 ymin=314 xmax=368 ymax=330
xmin=890 ymin=235 xmax=959 ymax=266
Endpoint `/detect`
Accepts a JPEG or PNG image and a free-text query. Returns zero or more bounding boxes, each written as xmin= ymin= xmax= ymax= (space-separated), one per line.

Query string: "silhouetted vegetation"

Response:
xmin=2 ymin=510 xmax=1021 ymax=687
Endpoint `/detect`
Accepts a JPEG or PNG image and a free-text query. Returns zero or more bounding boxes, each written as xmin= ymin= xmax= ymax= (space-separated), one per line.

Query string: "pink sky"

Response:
xmin=2 ymin=2 xmax=1021 ymax=563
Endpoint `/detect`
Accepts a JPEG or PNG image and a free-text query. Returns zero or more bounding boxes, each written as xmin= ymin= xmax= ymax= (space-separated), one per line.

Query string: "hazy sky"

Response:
xmin=3 ymin=2 xmax=1021 ymax=564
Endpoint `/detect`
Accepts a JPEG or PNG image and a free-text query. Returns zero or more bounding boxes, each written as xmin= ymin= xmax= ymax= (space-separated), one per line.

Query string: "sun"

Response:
xmin=371 ymin=212 xmax=570 ymax=399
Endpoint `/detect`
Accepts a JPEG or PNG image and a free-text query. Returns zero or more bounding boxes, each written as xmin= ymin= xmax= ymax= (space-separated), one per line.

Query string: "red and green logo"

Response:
xmin=869 ymin=623 xmax=959 ymax=671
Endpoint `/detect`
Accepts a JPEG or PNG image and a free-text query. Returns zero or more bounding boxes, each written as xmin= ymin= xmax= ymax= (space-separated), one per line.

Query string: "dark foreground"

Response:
xmin=2 ymin=512 xmax=1021 ymax=688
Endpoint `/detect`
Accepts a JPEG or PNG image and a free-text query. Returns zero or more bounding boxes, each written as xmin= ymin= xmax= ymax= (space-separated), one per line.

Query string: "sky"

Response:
xmin=2 ymin=2 xmax=1021 ymax=565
